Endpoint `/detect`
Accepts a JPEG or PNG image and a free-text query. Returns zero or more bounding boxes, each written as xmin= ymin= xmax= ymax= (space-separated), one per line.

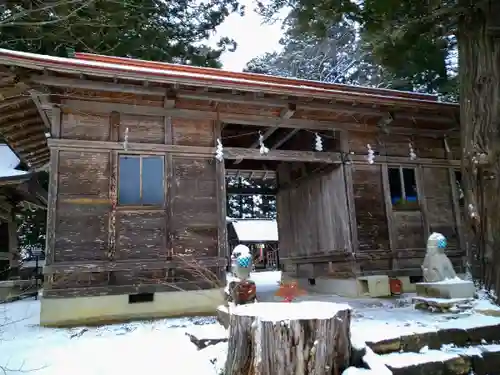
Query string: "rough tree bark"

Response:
xmin=224 ymin=301 xmax=351 ymax=375
xmin=459 ymin=0 xmax=500 ymax=296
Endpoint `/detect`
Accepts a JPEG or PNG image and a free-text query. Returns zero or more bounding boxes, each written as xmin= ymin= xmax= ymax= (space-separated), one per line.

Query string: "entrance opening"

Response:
xmin=223 ymin=124 xmax=347 ymax=279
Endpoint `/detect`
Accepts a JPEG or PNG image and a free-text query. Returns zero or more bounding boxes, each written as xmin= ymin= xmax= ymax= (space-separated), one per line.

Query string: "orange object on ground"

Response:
xmin=275 ymin=281 xmax=307 ymax=302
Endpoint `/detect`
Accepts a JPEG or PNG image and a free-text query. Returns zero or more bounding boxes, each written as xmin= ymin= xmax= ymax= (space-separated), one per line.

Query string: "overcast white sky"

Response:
xmin=207 ymin=0 xmax=286 ymax=72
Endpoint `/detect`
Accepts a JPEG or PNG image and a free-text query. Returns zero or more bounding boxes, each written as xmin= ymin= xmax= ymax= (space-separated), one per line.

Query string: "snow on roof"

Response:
xmin=0 ymin=144 xmax=28 ymax=178
xmin=231 ymin=219 xmax=278 ymax=242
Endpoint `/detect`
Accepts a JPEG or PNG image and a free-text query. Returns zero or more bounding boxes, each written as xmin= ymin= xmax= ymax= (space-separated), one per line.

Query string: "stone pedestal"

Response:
xmin=413 ymin=279 xmax=475 ymax=312
xmin=416 ymin=279 xmax=475 ymax=299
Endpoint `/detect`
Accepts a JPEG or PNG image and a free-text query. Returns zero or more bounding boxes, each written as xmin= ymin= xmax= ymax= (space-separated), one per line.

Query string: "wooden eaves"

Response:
xmin=0 ymin=49 xmax=462 ymax=170
xmin=0 ymin=49 xmax=459 ymax=127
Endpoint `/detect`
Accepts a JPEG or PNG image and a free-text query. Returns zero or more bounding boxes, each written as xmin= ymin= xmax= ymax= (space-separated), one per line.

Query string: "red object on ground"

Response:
xmin=389 ymin=278 xmax=402 ymax=295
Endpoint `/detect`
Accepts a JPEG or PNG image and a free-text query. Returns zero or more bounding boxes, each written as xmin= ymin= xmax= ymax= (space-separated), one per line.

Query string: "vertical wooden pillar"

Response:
xmin=45 ymin=149 xmax=59 ymax=267
xmin=444 ymin=136 xmax=465 ymax=253
xmin=416 ymin=165 xmax=430 ymax=239
xmin=214 ymin=121 xmax=228 ymax=264
xmin=107 ymin=112 xmax=120 ymax=261
xmin=8 ymin=215 xmax=19 ymax=274
xmin=339 ymin=131 xmax=360 ymax=277
xmin=381 ymin=165 xmax=397 ymax=269
xmin=164 ymin=116 xmax=174 ymax=259
xmin=51 ymin=107 xmax=61 ymax=138
xmin=339 ymin=131 xmax=358 ymax=254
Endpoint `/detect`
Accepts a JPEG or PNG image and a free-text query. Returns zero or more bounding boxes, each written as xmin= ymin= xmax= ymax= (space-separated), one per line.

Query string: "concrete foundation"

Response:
xmin=282 ymin=273 xmax=468 ymax=298
xmin=40 ymin=288 xmax=224 ymax=327
xmin=416 ymin=279 xmax=475 ymax=299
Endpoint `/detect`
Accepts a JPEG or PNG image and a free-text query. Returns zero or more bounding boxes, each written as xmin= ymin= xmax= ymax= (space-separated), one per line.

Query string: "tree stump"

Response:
xmin=224 ymin=301 xmax=351 ymax=375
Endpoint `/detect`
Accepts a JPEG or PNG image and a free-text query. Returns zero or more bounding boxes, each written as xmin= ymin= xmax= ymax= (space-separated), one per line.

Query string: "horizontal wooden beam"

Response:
xmin=46 ymin=99 xmax=458 ymax=137
xmin=43 ymin=257 xmax=227 ymax=274
xmin=48 ymin=138 xmax=460 ymax=166
xmin=56 ymin=99 xmax=358 ymax=132
xmin=4 ymin=123 xmax=46 ymax=141
xmin=349 ymin=154 xmax=460 ymax=167
xmin=224 ymin=148 xmax=341 ymax=163
xmin=0 ymin=96 xmax=32 ymax=111
xmin=226 ymin=186 xmax=277 ymax=195
xmin=11 ymin=133 xmax=46 ymax=148
xmin=0 ymin=116 xmax=42 ymax=136
xmin=48 ymin=138 xmax=214 ymax=155
xmin=17 ymin=138 xmax=47 ymax=153
xmin=32 ymin=75 xmax=456 ymax=125
xmin=31 ymin=74 xmax=166 ymax=96
xmin=0 ymin=107 xmax=39 ymax=124
xmin=225 ymin=169 xmax=277 ymax=179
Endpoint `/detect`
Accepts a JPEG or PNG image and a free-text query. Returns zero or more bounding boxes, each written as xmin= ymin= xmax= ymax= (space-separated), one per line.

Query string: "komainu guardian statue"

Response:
xmin=224 ymin=244 xmax=257 ymax=305
xmin=422 ymin=232 xmax=458 ymax=282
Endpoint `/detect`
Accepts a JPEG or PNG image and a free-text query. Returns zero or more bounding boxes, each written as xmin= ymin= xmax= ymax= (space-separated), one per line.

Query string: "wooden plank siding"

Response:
xmin=277 ymin=129 xmax=465 ymax=279
xmin=44 ymin=94 xmax=225 ymax=297
xmin=277 ymin=164 xmax=352 ymax=278
xmin=40 ymin=84 xmax=463 ymax=292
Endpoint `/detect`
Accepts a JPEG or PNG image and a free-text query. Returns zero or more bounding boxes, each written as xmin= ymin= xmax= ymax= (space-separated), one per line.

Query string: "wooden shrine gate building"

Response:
xmin=0 ymin=49 xmax=463 ymax=326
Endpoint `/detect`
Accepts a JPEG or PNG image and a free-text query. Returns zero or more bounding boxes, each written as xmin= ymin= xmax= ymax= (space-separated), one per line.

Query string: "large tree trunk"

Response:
xmin=224 ymin=301 xmax=351 ymax=375
xmin=459 ymin=0 xmax=500 ymax=296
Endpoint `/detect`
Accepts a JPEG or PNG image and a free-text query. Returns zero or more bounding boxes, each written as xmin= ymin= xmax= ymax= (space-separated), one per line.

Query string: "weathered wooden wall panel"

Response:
xmin=380 ymin=134 xmax=413 ymax=156
xmin=113 ymin=269 xmax=166 ymax=286
xmin=423 ymin=167 xmax=459 ymax=250
xmin=58 ymin=151 xmax=110 ymax=197
xmin=348 ymin=132 xmax=380 ymax=154
xmin=171 ymin=157 xmax=218 ymax=257
xmin=172 ymin=118 xmax=214 ymax=146
xmin=51 ymin=271 xmax=110 ymax=289
xmin=415 ymin=136 xmax=446 ymax=159
xmin=277 ymin=166 xmax=350 ymax=259
xmin=352 ymin=165 xmax=390 ymax=252
xmin=115 ymin=211 xmax=166 ymax=260
xmin=61 ymin=111 xmax=110 ymax=141
xmin=392 ymin=211 xmax=426 ymax=269
xmin=54 ymin=203 xmax=109 ymax=262
xmin=118 ymin=114 xmax=165 ymax=144
xmin=348 ymin=132 xmax=447 ymax=160
xmin=393 ymin=211 xmax=426 ymax=250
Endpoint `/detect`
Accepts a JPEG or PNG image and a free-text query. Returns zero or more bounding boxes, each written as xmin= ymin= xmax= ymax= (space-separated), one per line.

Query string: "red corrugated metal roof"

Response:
xmin=74 ymin=52 xmax=438 ymax=102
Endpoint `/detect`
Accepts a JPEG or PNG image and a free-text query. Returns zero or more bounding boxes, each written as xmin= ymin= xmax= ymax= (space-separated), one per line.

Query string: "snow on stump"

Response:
xmin=224 ymin=301 xmax=352 ymax=375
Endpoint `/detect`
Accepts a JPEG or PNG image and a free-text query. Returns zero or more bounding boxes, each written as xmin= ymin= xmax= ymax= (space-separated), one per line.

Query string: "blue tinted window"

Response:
xmin=142 ymin=157 xmax=164 ymax=205
xmin=118 ymin=156 xmax=140 ymax=204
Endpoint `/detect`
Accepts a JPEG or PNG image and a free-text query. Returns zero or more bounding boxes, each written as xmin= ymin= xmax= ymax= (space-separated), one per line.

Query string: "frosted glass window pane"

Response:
xmin=118 ymin=156 xmax=140 ymax=204
xmin=142 ymin=157 xmax=164 ymax=205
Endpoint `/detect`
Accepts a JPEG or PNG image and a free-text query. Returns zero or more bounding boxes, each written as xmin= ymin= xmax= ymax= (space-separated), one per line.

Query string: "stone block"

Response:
xmin=357 ymin=275 xmax=391 ymax=297
xmin=416 ymin=279 xmax=475 ymax=299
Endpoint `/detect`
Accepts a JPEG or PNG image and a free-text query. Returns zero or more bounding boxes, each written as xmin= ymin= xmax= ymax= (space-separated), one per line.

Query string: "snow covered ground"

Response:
xmin=2 ymin=271 xmax=500 ymax=375
xmin=0 ymin=271 xmax=282 ymax=375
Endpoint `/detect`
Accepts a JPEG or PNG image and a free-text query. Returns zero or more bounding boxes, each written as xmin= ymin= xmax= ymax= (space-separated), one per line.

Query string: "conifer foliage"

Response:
xmin=0 ymin=0 xmax=244 ymax=67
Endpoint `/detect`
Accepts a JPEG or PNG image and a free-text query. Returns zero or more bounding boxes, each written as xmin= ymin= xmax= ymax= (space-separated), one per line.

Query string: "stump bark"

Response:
xmin=224 ymin=301 xmax=351 ymax=375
